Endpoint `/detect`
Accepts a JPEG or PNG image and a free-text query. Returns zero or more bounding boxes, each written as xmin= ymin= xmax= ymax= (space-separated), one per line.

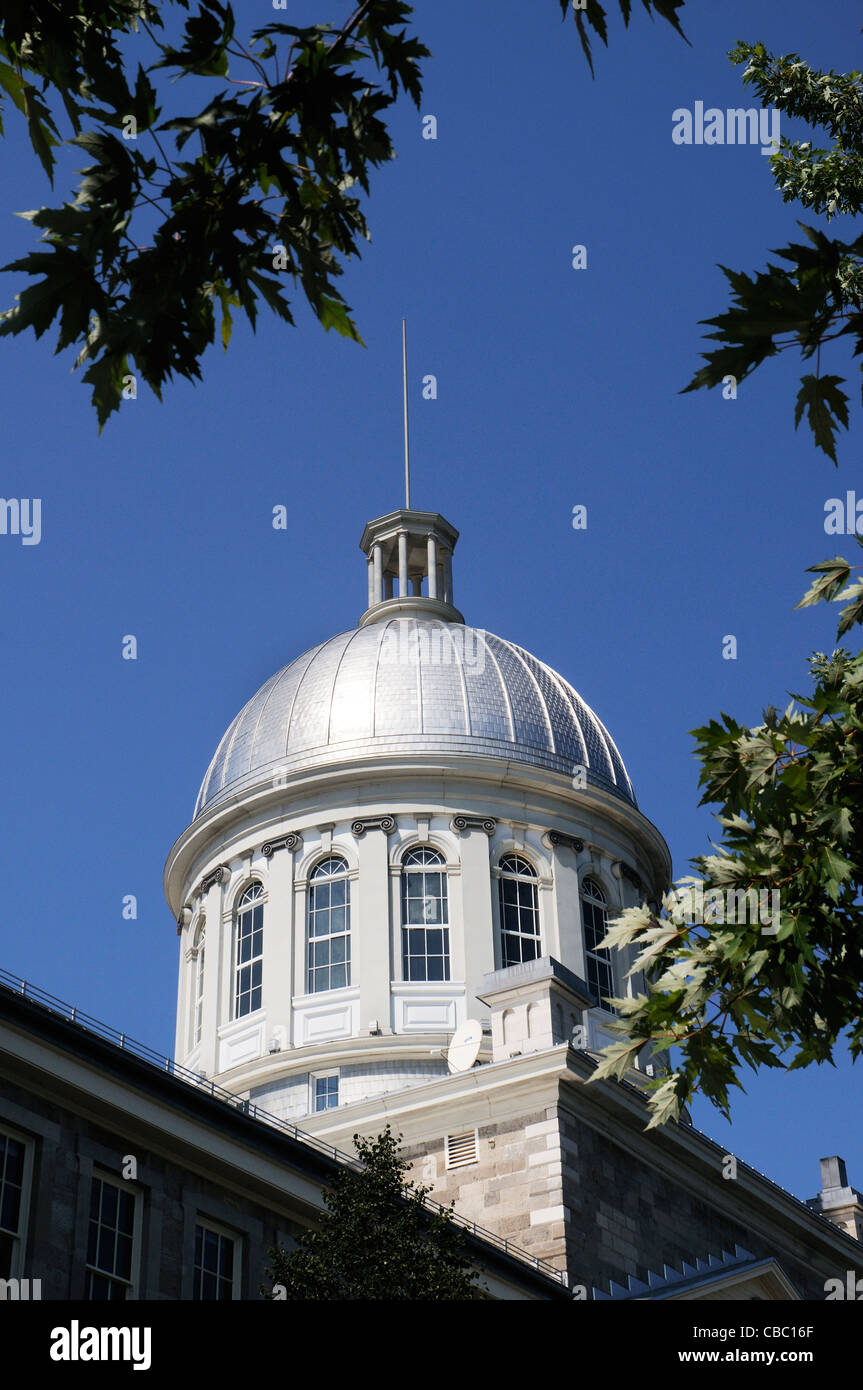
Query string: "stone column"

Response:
xmin=367 ymin=556 xmax=375 ymax=609
xmin=373 ymin=543 xmax=383 ymax=604
xmin=549 ymin=844 xmax=583 ymax=975
xmin=199 ymin=872 xmax=231 ymax=1077
xmin=398 ymin=531 xmax=409 ymax=597
xmin=174 ymin=908 xmax=194 ymax=1061
xmin=427 ymin=533 xmax=439 ymax=599
xmin=291 ymin=873 xmax=309 ymax=1044
xmin=458 ymin=828 xmax=496 ymax=1007
xmin=261 ymin=845 xmax=296 ymax=1047
xmin=355 ymin=827 xmax=392 ymax=1032
xmin=442 ymin=548 xmax=453 ymax=605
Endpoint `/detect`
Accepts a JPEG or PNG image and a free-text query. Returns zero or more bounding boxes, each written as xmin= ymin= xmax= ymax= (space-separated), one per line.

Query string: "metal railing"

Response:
xmin=0 ymin=969 xmax=568 ymax=1288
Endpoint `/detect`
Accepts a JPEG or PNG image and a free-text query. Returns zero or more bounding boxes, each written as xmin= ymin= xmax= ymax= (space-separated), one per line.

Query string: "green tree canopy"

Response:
xmin=592 ymin=560 xmax=863 ymax=1129
xmin=0 ymin=1 xmax=429 ymax=426
xmin=588 ymin=39 xmax=863 ymax=1128
xmin=264 ymin=1126 xmax=481 ymax=1299
xmin=684 ymin=42 xmax=863 ymax=463
xmin=0 ymin=1 xmax=689 ymax=426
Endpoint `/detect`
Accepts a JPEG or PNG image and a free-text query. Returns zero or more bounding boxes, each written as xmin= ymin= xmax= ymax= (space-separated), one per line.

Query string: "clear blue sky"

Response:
xmin=1 ymin=0 xmax=860 ymax=1207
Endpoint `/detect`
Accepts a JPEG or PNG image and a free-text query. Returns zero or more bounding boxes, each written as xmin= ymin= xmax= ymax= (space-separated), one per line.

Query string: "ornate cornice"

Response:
xmin=615 ymin=860 xmax=645 ymax=893
xmin=351 ymin=814 xmax=396 ymax=836
xmin=261 ymin=831 xmax=303 ymax=859
xmin=199 ymin=864 xmax=231 ymax=895
xmin=544 ymin=830 xmax=584 ymax=853
xmin=451 ymin=814 xmax=496 ymax=836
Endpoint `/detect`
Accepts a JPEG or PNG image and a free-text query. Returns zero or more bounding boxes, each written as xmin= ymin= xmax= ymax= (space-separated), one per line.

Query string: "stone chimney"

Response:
xmin=476 ymin=955 xmax=595 ymax=1062
xmin=806 ymin=1156 xmax=863 ymax=1241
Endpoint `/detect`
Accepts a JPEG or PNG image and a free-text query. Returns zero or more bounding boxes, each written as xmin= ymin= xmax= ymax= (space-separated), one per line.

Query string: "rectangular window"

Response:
xmin=401 ymin=861 xmax=450 ymax=981
xmin=193 ymin=1222 xmax=237 ymax=1300
xmin=193 ymin=943 xmax=205 ymax=1046
xmin=583 ymin=898 xmax=615 ymax=1010
xmin=85 ymin=1175 xmax=136 ymax=1300
xmin=0 ymin=1129 xmax=30 ymax=1280
xmin=235 ymin=898 xmax=263 ymax=1017
xmin=313 ymin=1074 xmax=339 ymax=1112
xmin=308 ymin=876 xmax=350 ymax=993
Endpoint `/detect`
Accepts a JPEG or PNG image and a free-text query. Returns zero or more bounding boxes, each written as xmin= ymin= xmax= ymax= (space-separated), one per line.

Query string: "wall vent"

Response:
xmin=445 ymin=1129 xmax=479 ymax=1170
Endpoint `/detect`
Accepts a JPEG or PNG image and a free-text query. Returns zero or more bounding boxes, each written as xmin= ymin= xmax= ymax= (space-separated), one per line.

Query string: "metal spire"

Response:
xmin=402 ymin=318 xmax=411 ymax=509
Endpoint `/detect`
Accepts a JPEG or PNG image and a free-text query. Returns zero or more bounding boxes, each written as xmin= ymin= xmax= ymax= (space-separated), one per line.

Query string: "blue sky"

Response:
xmin=0 ymin=0 xmax=860 ymax=1206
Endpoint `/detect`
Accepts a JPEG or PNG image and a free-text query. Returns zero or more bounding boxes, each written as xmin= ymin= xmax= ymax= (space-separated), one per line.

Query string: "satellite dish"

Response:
xmin=446 ymin=1019 xmax=482 ymax=1074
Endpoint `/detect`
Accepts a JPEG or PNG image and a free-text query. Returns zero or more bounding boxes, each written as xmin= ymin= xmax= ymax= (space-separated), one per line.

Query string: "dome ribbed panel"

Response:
xmin=598 ymin=724 xmax=633 ymax=801
xmin=513 ymin=645 xmax=590 ymax=770
xmin=418 ymin=625 xmax=469 ymax=734
xmin=252 ymin=643 xmax=323 ymax=767
xmin=193 ymin=621 xmax=637 ymax=815
xmin=327 ymin=624 xmax=381 ymax=745
xmin=220 ymin=671 xmax=284 ymax=792
xmin=195 ymin=723 xmax=237 ymax=817
xmin=483 ymin=633 xmax=552 ymax=754
xmin=194 ymin=672 xmax=278 ymax=816
xmin=372 ymin=620 xmax=420 ymax=734
xmin=557 ymin=679 xmax=623 ymax=792
xmin=287 ymin=632 xmax=354 ymax=752
xmin=461 ymin=631 xmax=512 ymax=741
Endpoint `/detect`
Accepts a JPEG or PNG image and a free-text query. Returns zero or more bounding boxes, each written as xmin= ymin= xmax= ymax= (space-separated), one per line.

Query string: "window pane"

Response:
xmin=86 ymin=1178 xmax=135 ymax=1299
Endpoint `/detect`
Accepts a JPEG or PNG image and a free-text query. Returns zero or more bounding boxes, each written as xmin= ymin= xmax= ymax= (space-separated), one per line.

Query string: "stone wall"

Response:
xmin=0 ymin=1076 xmax=302 ymax=1299
xmin=403 ymin=1086 xmax=863 ymax=1299
xmin=404 ymin=1105 xmax=568 ymax=1272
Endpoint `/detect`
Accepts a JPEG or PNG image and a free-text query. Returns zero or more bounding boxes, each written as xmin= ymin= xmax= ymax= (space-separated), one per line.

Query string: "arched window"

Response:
xmin=234 ymin=883 xmax=264 ymax=1017
xmin=498 ymin=854 xmax=540 ymax=967
xmin=193 ymin=926 xmax=206 ymax=1046
xmin=308 ymin=857 xmax=351 ymax=993
xmin=582 ymin=876 xmax=614 ymax=1009
xmin=401 ymin=847 xmax=450 ymax=981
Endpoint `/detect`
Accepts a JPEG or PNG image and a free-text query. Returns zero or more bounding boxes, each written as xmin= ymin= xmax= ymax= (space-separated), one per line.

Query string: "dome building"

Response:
xmin=2 ymin=499 xmax=859 ymax=1304
xmin=158 ymin=505 xmax=863 ymax=1295
xmin=165 ymin=507 xmax=669 ymax=1123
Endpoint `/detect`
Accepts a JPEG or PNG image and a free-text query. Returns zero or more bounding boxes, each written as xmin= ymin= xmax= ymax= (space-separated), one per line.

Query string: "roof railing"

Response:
xmin=0 ymin=968 xmax=567 ymax=1288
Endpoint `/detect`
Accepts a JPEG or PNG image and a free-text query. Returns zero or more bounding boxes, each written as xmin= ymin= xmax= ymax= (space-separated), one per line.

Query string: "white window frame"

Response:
xmin=84 ymin=1170 xmax=142 ymax=1300
xmin=400 ymin=846 xmax=451 ymax=983
xmin=0 ymin=1124 xmax=34 ymax=1281
xmin=581 ymin=875 xmax=616 ymax=1013
xmin=310 ymin=1071 xmax=340 ymax=1114
xmin=234 ymin=881 xmax=264 ymax=1019
xmin=193 ymin=1216 xmax=241 ymax=1301
xmin=307 ymin=856 xmax=351 ymax=994
xmin=496 ymin=853 xmax=541 ymax=967
xmin=192 ymin=928 xmax=206 ymax=1048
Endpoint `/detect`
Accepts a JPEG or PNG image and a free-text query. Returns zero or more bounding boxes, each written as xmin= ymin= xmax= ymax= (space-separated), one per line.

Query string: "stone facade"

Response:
xmin=0 ymin=982 xmax=570 ymax=1301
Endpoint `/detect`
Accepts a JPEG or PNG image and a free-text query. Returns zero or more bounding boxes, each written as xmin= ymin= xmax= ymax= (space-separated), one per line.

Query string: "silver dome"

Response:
xmin=194 ymin=619 xmax=635 ymax=817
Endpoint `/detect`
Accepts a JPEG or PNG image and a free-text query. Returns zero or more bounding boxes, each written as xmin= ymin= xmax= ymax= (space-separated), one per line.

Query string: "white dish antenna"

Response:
xmin=446 ymin=1019 xmax=482 ymax=1074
